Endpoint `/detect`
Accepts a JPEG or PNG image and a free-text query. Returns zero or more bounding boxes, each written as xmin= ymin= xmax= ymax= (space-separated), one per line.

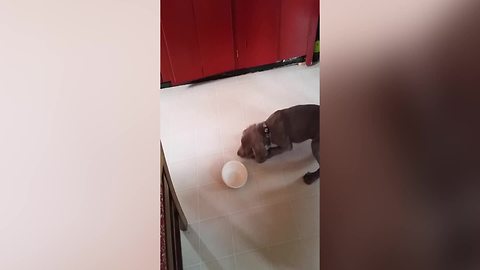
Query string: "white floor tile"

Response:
xmin=265 ymin=240 xmax=305 ymax=270
xmin=195 ymin=106 xmax=219 ymax=131
xmin=231 ymin=201 xmax=299 ymax=253
xmin=250 ymin=171 xmax=292 ymax=205
xmin=177 ymin=187 xmax=199 ymax=224
xmin=262 ymin=201 xmax=300 ymax=246
xmin=181 ymin=224 xmax=202 ymax=267
xmin=235 ymin=249 xmax=273 ymax=270
xmin=231 ymin=207 xmax=272 ymax=252
xmin=197 ymin=178 xmax=260 ymax=220
xmin=197 ymin=216 xmax=234 ymax=261
xmin=161 ymin=131 xmax=197 ymax=163
xmin=200 ymin=255 xmax=235 ymax=270
xmin=216 ymin=107 xmax=249 ymax=134
xmin=167 ymin=157 xmax=198 ymax=191
xmin=194 ymin=127 xmax=224 ymax=157
xmin=222 ymin=179 xmax=261 ymax=214
xmin=197 ymin=181 xmax=231 ymax=220
xmin=219 ymin=128 xmax=243 ymax=154
xmin=280 ymin=166 xmax=320 ymax=199
xmin=195 ymin=153 xmax=225 ymax=187
xmin=160 ymin=106 xmax=197 ymax=136
xmin=291 ymin=194 xmax=320 ymax=239
xmin=298 ymin=236 xmax=320 ymax=270
xmin=184 ymin=265 xmax=202 ymax=270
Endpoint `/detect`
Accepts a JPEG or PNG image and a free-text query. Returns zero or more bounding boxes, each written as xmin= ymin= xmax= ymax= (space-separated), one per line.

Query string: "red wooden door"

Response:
xmin=279 ymin=0 xmax=317 ymax=60
xmin=161 ymin=27 xmax=174 ymax=84
xmin=193 ymin=0 xmax=235 ymax=77
xmin=161 ymin=0 xmax=203 ymax=84
xmin=234 ymin=0 xmax=281 ymax=69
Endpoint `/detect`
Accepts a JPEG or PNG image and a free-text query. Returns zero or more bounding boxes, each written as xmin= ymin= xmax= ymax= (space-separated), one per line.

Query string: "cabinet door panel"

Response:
xmin=161 ymin=27 xmax=174 ymax=83
xmin=234 ymin=0 xmax=280 ymax=69
xmin=161 ymin=0 xmax=203 ymax=84
xmin=279 ymin=0 xmax=316 ymax=60
xmin=193 ymin=0 xmax=235 ymax=77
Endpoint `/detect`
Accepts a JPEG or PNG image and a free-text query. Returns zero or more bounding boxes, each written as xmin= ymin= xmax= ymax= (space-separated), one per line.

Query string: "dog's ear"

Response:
xmin=252 ymin=141 xmax=267 ymax=163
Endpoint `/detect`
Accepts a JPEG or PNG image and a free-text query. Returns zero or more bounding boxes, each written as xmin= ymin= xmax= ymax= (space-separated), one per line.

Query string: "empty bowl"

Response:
xmin=221 ymin=160 xmax=248 ymax=188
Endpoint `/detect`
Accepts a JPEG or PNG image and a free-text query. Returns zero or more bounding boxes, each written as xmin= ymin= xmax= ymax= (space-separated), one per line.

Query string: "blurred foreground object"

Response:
xmin=321 ymin=0 xmax=480 ymax=269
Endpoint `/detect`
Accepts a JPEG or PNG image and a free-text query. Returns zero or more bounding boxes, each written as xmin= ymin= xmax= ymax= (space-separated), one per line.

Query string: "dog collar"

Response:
xmin=262 ymin=122 xmax=272 ymax=149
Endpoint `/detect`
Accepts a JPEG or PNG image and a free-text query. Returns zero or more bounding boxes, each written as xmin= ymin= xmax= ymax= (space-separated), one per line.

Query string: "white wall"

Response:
xmin=0 ymin=0 xmax=160 ymax=269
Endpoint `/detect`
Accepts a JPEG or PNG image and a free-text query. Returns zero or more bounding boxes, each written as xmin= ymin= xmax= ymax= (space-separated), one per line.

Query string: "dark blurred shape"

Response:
xmin=321 ymin=0 xmax=480 ymax=269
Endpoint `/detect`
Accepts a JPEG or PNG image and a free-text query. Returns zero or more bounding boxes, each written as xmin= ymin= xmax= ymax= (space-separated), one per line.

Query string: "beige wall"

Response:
xmin=0 ymin=0 xmax=160 ymax=269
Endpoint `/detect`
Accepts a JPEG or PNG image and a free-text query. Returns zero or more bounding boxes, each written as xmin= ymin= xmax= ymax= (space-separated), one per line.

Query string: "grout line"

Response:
xmin=183 ymin=254 xmax=236 ymax=268
xmin=233 ymin=235 xmax=318 ymax=258
xmin=194 ymin=185 xmax=199 ymax=224
xmin=230 ymin=215 xmax=236 ymax=269
xmin=187 ymin=195 xmax=319 ymax=261
xmin=287 ymin=195 xmax=302 ymax=242
xmin=191 ymin=188 xmax=318 ymax=225
xmin=230 ymin=209 xmax=237 ymax=264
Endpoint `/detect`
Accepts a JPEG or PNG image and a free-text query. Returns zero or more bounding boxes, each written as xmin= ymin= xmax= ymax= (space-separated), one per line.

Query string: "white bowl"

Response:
xmin=221 ymin=160 xmax=248 ymax=188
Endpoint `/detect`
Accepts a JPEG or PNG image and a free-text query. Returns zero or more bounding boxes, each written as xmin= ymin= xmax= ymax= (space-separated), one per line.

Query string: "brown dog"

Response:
xmin=237 ymin=104 xmax=319 ymax=184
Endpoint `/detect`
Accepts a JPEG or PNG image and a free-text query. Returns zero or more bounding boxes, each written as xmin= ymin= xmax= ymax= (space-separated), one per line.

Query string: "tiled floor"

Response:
xmin=160 ymin=63 xmax=319 ymax=270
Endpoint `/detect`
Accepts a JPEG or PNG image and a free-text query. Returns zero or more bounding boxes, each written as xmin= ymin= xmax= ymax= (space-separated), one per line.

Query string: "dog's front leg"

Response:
xmin=267 ymin=139 xmax=292 ymax=159
xmin=267 ymin=146 xmax=285 ymax=158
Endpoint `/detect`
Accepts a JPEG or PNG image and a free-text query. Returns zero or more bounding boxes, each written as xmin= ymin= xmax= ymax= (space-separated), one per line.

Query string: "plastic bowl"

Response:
xmin=221 ymin=160 xmax=248 ymax=188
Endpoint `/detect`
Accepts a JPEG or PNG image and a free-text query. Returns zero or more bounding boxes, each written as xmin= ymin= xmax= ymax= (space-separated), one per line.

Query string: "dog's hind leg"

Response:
xmin=303 ymin=138 xmax=319 ymax=184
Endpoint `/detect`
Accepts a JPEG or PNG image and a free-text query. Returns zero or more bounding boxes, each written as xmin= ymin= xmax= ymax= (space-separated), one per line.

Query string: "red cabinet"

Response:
xmin=161 ymin=0 xmax=318 ymax=86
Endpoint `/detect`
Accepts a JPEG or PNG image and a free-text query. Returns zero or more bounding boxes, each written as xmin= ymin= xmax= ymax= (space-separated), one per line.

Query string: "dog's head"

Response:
xmin=237 ymin=124 xmax=268 ymax=163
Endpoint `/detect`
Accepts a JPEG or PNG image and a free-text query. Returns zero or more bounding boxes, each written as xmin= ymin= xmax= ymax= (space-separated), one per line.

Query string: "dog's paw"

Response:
xmin=303 ymin=172 xmax=319 ymax=185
